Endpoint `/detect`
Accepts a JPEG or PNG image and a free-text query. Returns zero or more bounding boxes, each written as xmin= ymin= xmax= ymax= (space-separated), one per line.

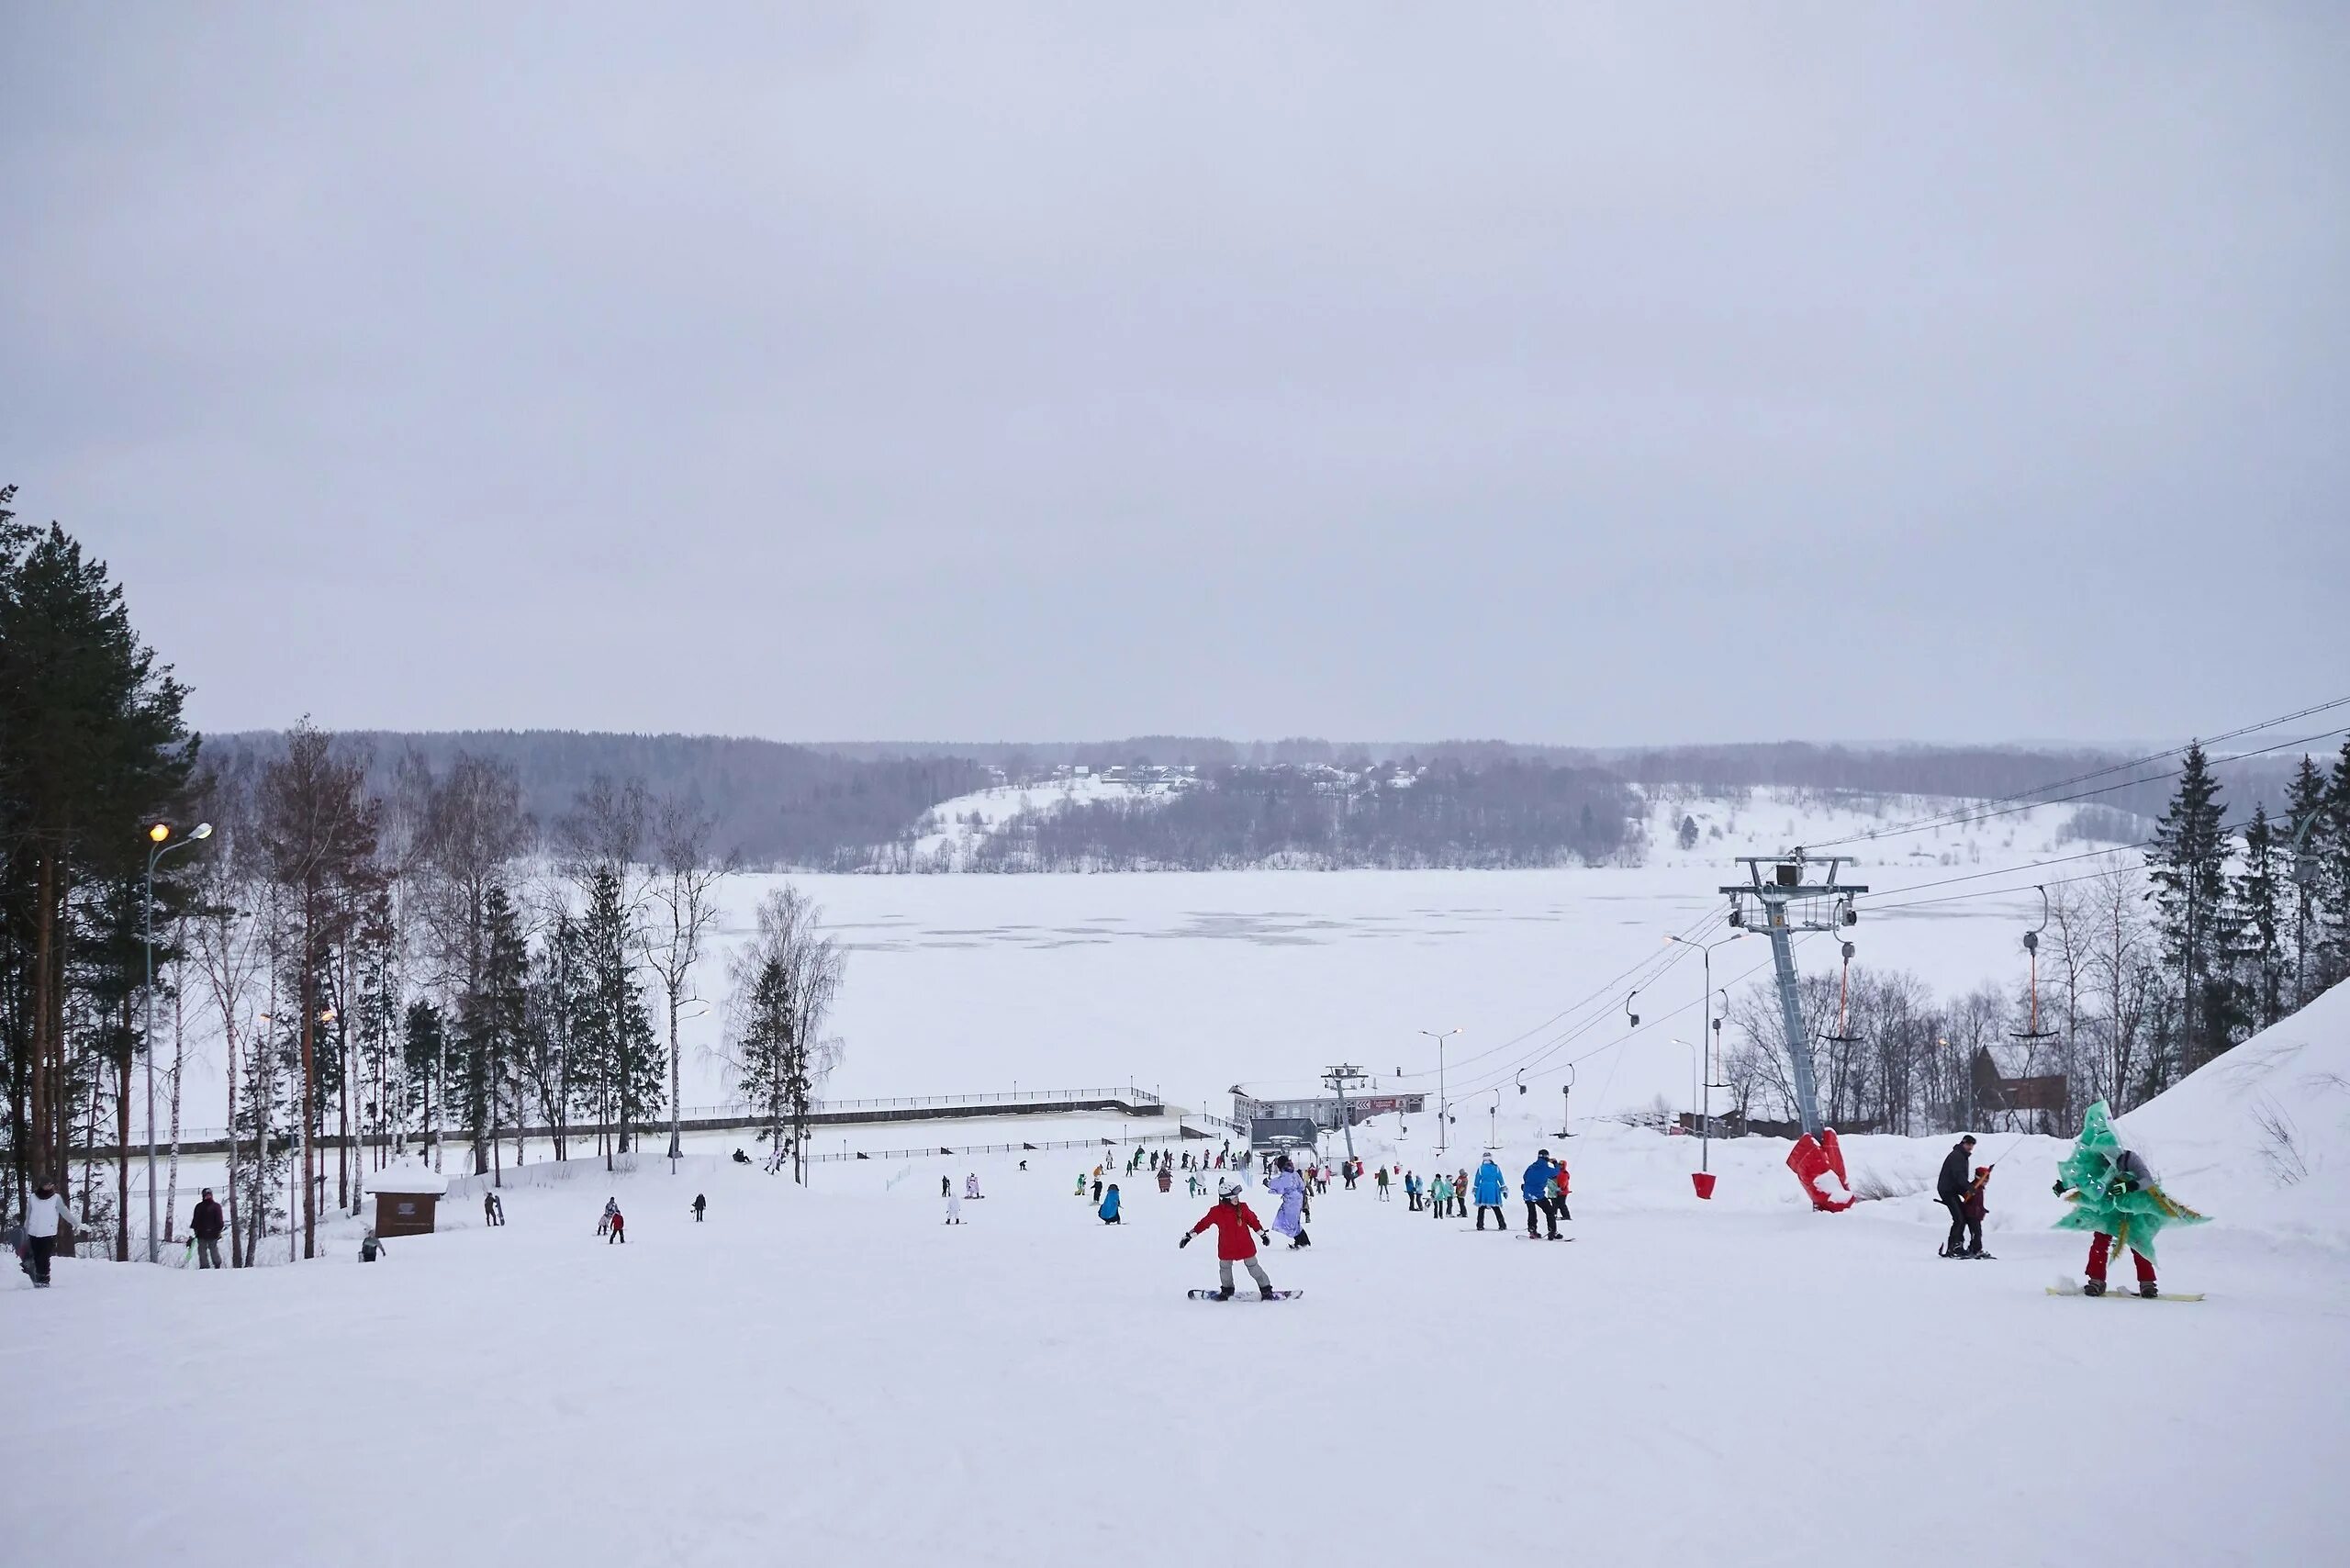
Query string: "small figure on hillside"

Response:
xmin=1550 ymin=1159 xmax=1572 ymax=1223
xmin=359 ymin=1229 xmax=386 ymax=1263
xmin=1181 ymin=1180 xmax=1276 ymax=1300
xmin=1018 ymin=1159 xmax=1027 ymax=1171
xmin=1099 ymin=1183 xmax=1123 ymax=1225
xmin=1267 ymin=1156 xmax=1310 ymax=1249
xmin=942 ymin=1175 xmax=952 ymax=1199
xmin=1472 ymin=1157 xmax=1508 ymax=1231
xmin=1404 ymin=1170 xmax=1420 ymax=1212
xmin=1092 ymin=1176 xmax=1104 ymax=1206
xmin=691 ymin=1193 xmax=708 ymax=1223
xmin=1522 ymin=1150 xmax=1562 ymax=1239
xmin=946 ymin=1185 xmax=964 ymax=1226
xmin=1157 ymin=1165 xmax=1172 ymax=1193
xmin=20 ymin=1178 xmax=79 ymax=1288
xmin=1374 ymin=1165 xmax=1391 ymax=1203
xmin=2053 ymin=1102 xmax=2206 ymax=1297
xmin=1453 ymin=1169 xmax=1470 ymax=1218
xmin=732 ymin=1148 xmax=751 ymax=1165
xmin=190 ymin=1188 xmax=225 ymax=1271
xmin=607 ymin=1208 xmax=626 ymax=1244
xmin=1937 ymin=1134 xmax=1978 ymax=1258
xmin=1075 ymin=1172 xmax=1089 ymax=1198
xmin=484 ymin=1191 xmax=505 ymax=1226
xmin=966 ymin=1173 xmax=980 ymax=1200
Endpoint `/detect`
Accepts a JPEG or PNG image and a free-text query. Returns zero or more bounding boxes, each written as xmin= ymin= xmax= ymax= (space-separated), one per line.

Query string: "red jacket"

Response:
xmin=1191 ymin=1201 xmax=1267 ymax=1260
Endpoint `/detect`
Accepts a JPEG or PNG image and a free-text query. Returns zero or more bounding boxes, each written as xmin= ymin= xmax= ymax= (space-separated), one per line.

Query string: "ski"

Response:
xmin=2045 ymin=1282 xmax=2203 ymax=1302
xmin=1187 ymin=1289 xmax=1303 ymax=1302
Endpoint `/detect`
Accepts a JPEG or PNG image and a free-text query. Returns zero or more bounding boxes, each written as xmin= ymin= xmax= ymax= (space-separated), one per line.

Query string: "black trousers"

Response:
xmin=28 ymin=1234 xmax=56 ymax=1283
xmin=1526 ymin=1198 xmax=1558 ymax=1238
xmin=1475 ymin=1204 xmax=1505 ymax=1230
xmin=1942 ymin=1200 xmax=1968 ymax=1255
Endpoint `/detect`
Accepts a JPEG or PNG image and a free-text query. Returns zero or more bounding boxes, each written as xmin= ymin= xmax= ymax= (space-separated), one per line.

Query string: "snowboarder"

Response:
xmin=484 ymin=1191 xmax=505 ymax=1226
xmin=1937 ymin=1134 xmax=1977 ymax=1258
xmin=966 ymin=1173 xmax=981 ymax=1200
xmin=946 ymin=1185 xmax=965 ymax=1225
xmin=20 ymin=1178 xmax=78 ymax=1288
xmin=1099 ymin=1183 xmax=1123 ymax=1224
xmin=607 ymin=1208 xmax=626 ymax=1244
xmin=1180 ymin=1180 xmax=1276 ymax=1299
xmin=2053 ymin=1101 xmax=2205 ymax=1297
xmin=1522 ymin=1150 xmax=1561 ymax=1239
xmin=190 ymin=1188 xmax=225 ymax=1271
xmin=1267 ymin=1157 xmax=1310 ymax=1249
xmin=691 ymin=1193 xmax=708 ymax=1223
xmin=599 ymin=1197 xmax=618 ymax=1238
xmin=1472 ymin=1157 xmax=1508 ymax=1230
xmin=359 ymin=1228 xmax=386 ymax=1262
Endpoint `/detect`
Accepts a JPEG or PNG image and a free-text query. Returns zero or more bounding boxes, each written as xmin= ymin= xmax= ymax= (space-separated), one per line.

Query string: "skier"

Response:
xmin=2053 ymin=1101 xmax=2205 ymax=1297
xmin=1472 ymin=1156 xmax=1508 ymax=1231
xmin=359 ymin=1228 xmax=386 ymax=1262
xmin=1374 ymin=1166 xmax=1391 ymax=1203
xmin=607 ymin=1208 xmax=626 ymax=1244
xmin=1267 ymin=1157 xmax=1310 ymax=1249
xmin=691 ymin=1193 xmax=708 ymax=1223
xmin=1521 ymin=1149 xmax=1561 ymax=1239
xmin=1956 ymin=1166 xmax=1989 ymax=1259
xmin=1180 ymin=1180 xmax=1277 ymax=1299
xmin=1099 ymin=1183 xmax=1123 ymax=1225
xmin=19 ymin=1177 xmax=79 ymax=1288
xmin=190 ymin=1188 xmax=225 ymax=1271
xmin=1936 ymin=1134 xmax=1977 ymax=1258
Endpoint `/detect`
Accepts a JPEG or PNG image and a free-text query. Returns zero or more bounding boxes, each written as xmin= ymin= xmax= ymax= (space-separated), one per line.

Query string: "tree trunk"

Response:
xmin=29 ymin=853 xmax=57 ymax=1184
xmin=114 ymin=998 xmax=133 ymax=1262
xmin=164 ymin=967 xmax=185 ymax=1243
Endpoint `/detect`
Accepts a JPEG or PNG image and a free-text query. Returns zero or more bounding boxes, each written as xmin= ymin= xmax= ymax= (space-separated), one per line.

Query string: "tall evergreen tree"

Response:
xmin=400 ymin=1001 xmax=447 ymax=1161
xmin=2145 ymin=743 xmax=2233 ymax=1073
xmin=2233 ymin=805 xmax=2285 ymax=1030
xmin=451 ymin=884 xmax=528 ymax=1180
xmin=2322 ymin=737 xmax=2350 ymax=989
xmin=2282 ymin=754 xmax=2331 ymax=1006
xmin=575 ymin=867 xmax=659 ymax=1165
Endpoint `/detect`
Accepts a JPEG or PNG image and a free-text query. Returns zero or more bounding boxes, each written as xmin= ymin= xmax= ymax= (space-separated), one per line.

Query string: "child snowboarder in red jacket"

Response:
xmin=1181 ymin=1180 xmax=1276 ymax=1299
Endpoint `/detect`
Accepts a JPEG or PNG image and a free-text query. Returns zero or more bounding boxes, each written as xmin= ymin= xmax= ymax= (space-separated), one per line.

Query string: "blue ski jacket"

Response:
xmin=1099 ymin=1188 xmax=1121 ymax=1221
xmin=1521 ymin=1157 xmax=1559 ymax=1203
xmin=1473 ymin=1160 xmax=1506 ymax=1205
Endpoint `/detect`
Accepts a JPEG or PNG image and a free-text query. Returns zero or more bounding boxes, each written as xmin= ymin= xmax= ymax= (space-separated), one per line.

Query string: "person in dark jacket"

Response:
xmin=1521 ymin=1151 xmax=1561 ymax=1238
xmin=1937 ymin=1136 xmax=1977 ymax=1257
xmin=190 ymin=1189 xmax=226 ymax=1270
xmin=691 ymin=1193 xmax=708 ymax=1223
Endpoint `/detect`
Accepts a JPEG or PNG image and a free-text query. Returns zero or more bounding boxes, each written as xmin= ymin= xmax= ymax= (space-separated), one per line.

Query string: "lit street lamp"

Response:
xmin=143 ymin=821 xmax=211 ymax=1262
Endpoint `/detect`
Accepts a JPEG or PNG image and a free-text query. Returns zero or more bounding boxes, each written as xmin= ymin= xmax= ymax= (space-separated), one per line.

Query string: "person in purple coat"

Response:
xmin=1266 ymin=1156 xmax=1311 ymax=1249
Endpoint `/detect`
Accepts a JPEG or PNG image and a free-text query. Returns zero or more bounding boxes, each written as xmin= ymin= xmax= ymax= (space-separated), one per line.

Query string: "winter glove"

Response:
xmin=2052 ymin=1181 xmax=2065 ymax=1197
xmin=1257 ymin=1233 xmax=1271 ymax=1247
xmin=1178 ymin=1234 xmax=1191 ymax=1249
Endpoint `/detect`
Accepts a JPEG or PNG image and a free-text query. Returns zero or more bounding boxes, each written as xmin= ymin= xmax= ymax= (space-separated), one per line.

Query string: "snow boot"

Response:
xmin=1215 ymin=1285 xmax=1234 ymax=1301
xmin=2083 ymin=1278 xmax=2106 ymax=1296
xmin=2138 ymin=1282 xmax=2159 ymax=1299
xmin=1259 ymin=1286 xmax=1277 ymax=1301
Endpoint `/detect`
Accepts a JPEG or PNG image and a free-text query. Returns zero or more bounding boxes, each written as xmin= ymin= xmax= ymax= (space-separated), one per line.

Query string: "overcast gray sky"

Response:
xmin=5 ymin=4 xmax=2344 ymax=746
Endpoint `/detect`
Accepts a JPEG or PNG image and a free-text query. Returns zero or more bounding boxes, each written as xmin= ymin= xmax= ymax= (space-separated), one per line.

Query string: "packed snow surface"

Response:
xmin=13 ymin=1101 xmax=2345 ymax=1567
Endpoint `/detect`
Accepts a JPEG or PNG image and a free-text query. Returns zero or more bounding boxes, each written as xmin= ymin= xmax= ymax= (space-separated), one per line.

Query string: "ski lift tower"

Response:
xmin=1721 ymin=851 xmax=1864 ymax=1210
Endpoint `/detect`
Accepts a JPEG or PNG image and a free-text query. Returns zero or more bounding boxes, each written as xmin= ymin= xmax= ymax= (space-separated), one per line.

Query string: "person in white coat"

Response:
xmin=22 ymin=1178 xmax=80 ymax=1288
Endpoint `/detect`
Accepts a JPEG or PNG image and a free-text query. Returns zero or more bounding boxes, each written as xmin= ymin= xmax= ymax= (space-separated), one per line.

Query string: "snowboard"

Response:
xmin=2046 ymin=1282 xmax=2203 ymax=1302
xmin=1187 ymin=1289 xmax=1303 ymax=1302
xmin=1516 ymin=1233 xmax=1574 ymax=1241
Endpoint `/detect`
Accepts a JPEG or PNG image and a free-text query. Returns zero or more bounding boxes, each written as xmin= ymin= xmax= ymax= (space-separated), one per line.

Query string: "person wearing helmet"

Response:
xmin=20 ymin=1177 xmax=79 ymax=1287
xmin=1521 ymin=1149 xmax=1561 ymax=1239
xmin=1266 ymin=1155 xmax=1310 ymax=1249
xmin=1181 ymin=1179 xmax=1276 ymax=1299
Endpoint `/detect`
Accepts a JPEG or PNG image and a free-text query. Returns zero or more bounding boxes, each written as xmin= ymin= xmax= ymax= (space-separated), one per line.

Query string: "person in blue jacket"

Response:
xmin=1472 ymin=1156 xmax=1509 ymax=1231
xmin=1098 ymin=1182 xmax=1123 ymax=1225
xmin=1521 ymin=1149 xmax=1561 ymax=1239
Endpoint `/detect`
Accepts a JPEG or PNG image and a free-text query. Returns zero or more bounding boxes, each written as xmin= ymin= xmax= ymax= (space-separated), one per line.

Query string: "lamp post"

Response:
xmin=143 ymin=821 xmax=211 ymax=1261
xmin=1666 ymin=932 xmax=1742 ymax=1173
xmin=1419 ymin=1027 xmax=1461 ymax=1157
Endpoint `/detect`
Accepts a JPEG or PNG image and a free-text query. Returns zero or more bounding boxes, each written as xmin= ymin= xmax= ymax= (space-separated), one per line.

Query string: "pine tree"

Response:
xmin=2233 ymin=805 xmax=2285 ymax=1029
xmin=2282 ymin=754 xmax=2330 ymax=1006
xmin=2322 ymin=737 xmax=2350 ymax=989
xmin=2145 ymin=743 xmax=2233 ymax=1073
xmin=401 ymin=1001 xmax=447 ymax=1164
xmin=576 ymin=866 xmax=660 ymax=1166
xmin=451 ymin=884 xmax=528 ymax=1180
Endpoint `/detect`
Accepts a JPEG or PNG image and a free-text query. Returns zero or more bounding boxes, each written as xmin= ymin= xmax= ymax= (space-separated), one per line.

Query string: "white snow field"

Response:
xmin=13 ymin=986 xmax=2350 ymax=1568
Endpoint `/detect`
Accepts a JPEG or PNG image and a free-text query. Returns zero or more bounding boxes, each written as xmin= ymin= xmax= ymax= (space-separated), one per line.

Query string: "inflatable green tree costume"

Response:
xmin=2053 ymin=1101 xmax=2206 ymax=1292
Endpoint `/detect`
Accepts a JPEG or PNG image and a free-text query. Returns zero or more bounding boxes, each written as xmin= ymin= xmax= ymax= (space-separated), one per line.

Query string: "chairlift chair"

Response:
xmin=2011 ymin=885 xmax=2059 ymax=1044
xmin=1819 ymin=922 xmax=1863 ymax=1049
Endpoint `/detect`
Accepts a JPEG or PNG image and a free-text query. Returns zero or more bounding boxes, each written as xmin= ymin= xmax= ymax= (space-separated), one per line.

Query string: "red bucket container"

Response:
xmin=1691 ymin=1171 xmax=1718 ymax=1200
